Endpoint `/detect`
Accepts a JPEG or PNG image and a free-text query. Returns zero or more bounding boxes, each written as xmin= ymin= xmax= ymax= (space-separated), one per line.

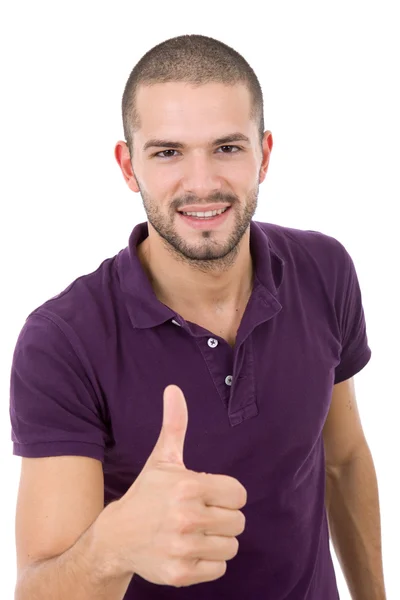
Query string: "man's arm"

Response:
xmin=325 ymin=445 xmax=386 ymax=600
xmin=15 ymin=504 xmax=134 ymax=600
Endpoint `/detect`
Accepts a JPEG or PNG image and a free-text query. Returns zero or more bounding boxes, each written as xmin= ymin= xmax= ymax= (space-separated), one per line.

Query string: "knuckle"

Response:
xmin=237 ymin=511 xmax=246 ymax=533
xmin=175 ymin=478 xmax=201 ymax=500
xmin=170 ymin=534 xmax=193 ymax=558
xmin=168 ymin=563 xmax=191 ymax=588
xmin=169 ymin=535 xmax=183 ymax=558
xmin=230 ymin=537 xmax=240 ymax=557
xmin=174 ymin=511 xmax=196 ymax=535
xmin=239 ymin=486 xmax=247 ymax=507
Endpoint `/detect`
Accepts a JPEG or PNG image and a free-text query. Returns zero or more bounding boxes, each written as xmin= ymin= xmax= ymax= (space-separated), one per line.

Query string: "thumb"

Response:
xmin=147 ymin=384 xmax=188 ymax=468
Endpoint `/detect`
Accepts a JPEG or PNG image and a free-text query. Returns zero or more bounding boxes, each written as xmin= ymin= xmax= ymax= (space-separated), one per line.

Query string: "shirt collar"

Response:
xmin=117 ymin=220 xmax=285 ymax=329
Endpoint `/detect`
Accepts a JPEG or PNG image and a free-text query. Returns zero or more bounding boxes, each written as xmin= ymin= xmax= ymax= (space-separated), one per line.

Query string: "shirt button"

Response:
xmin=225 ymin=375 xmax=233 ymax=386
xmin=207 ymin=338 xmax=219 ymax=348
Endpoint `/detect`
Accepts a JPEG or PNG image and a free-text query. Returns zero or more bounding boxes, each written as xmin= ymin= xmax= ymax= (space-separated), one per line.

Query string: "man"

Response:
xmin=10 ymin=34 xmax=386 ymax=599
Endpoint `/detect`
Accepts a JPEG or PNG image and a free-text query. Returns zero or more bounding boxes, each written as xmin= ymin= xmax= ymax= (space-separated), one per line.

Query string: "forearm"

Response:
xmin=15 ymin=505 xmax=134 ymax=600
xmin=325 ymin=447 xmax=386 ymax=600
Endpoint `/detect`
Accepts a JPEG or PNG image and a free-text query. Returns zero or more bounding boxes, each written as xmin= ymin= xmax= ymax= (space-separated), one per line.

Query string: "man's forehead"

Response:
xmin=134 ymin=82 xmax=253 ymax=140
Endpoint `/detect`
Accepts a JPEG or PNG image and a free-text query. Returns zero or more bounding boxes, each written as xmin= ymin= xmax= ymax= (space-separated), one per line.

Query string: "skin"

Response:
xmin=115 ymin=81 xmax=273 ymax=316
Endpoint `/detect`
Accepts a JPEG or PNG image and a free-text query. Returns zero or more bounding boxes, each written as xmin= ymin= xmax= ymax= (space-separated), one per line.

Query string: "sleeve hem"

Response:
xmin=13 ymin=440 xmax=105 ymax=462
xmin=334 ymin=345 xmax=372 ymax=384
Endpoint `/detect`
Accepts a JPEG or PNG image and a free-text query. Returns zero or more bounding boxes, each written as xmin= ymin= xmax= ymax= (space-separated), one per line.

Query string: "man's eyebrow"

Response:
xmin=143 ymin=132 xmax=251 ymax=152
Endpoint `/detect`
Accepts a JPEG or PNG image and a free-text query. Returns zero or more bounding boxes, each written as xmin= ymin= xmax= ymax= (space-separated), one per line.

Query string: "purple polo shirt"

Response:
xmin=10 ymin=219 xmax=371 ymax=599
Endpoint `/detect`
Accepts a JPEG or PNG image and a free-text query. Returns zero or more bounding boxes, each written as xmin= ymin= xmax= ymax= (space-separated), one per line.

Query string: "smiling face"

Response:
xmin=118 ymin=81 xmax=272 ymax=267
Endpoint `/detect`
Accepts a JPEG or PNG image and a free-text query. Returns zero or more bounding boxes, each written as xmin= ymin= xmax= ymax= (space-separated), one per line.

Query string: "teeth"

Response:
xmin=181 ymin=207 xmax=229 ymax=217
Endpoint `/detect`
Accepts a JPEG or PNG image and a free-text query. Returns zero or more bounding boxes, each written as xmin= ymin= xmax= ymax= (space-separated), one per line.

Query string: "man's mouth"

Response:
xmin=178 ymin=206 xmax=230 ymax=219
xmin=177 ymin=205 xmax=232 ymax=228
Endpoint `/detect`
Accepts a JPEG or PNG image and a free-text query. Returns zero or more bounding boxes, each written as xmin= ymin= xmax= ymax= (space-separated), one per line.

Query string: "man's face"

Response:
xmin=128 ymin=82 xmax=271 ymax=266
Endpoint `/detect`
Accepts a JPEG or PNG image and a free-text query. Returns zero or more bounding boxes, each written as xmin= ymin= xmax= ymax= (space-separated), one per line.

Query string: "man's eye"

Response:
xmin=155 ymin=149 xmax=178 ymax=158
xmin=154 ymin=145 xmax=241 ymax=158
xmin=217 ymin=145 xmax=241 ymax=153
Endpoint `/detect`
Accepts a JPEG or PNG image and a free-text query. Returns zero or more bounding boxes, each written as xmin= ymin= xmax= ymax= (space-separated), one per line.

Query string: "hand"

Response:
xmin=103 ymin=384 xmax=247 ymax=588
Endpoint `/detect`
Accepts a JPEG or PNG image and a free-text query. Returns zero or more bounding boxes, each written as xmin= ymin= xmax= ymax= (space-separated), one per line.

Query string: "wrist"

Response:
xmin=90 ymin=501 xmax=133 ymax=582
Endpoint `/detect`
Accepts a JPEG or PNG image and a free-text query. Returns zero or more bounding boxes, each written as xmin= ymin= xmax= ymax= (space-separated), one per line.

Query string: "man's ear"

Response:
xmin=114 ymin=140 xmax=140 ymax=192
xmin=259 ymin=131 xmax=273 ymax=184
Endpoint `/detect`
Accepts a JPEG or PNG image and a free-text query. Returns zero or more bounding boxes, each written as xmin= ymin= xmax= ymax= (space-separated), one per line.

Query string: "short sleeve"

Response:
xmin=9 ymin=313 xmax=109 ymax=462
xmin=334 ymin=244 xmax=372 ymax=384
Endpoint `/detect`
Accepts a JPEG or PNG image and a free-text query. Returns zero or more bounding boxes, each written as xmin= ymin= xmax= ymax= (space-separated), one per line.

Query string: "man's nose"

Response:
xmin=180 ymin=152 xmax=223 ymax=197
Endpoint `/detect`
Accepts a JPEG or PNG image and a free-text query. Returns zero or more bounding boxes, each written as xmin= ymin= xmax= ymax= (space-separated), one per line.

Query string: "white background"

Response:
xmin=1 ymin=1 xmax=398 ymax=598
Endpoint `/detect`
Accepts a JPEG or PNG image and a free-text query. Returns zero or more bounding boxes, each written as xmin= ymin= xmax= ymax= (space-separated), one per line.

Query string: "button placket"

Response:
xmin=206 ymin=338 xmax=232 ymax=389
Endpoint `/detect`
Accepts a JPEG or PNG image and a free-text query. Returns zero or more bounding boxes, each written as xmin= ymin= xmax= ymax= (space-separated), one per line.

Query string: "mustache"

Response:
xmin=175 ymin=192 xmax=238 ymax=209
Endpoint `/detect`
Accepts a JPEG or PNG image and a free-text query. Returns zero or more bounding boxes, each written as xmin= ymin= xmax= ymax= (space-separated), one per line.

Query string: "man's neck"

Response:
xmin=137 ymin=233 xmax=254 ymax=314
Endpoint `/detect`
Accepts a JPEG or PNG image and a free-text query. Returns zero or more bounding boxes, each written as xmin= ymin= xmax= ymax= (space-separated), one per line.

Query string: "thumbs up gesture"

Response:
xmin=100 ymin=384 xmax=247 ymax=588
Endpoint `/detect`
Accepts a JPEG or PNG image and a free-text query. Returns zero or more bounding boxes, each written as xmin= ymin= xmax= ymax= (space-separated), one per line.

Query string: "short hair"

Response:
xmin=121 ymin=34 xmax=264 ymax=156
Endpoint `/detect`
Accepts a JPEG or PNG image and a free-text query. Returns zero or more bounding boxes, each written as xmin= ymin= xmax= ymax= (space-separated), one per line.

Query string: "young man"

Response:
xmin=11 ymin=35 xmax=386 ymax=600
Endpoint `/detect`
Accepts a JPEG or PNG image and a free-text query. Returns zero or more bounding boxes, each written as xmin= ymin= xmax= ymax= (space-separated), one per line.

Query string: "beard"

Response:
xmin=135 ymin=177 xmax=259 ymax=274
